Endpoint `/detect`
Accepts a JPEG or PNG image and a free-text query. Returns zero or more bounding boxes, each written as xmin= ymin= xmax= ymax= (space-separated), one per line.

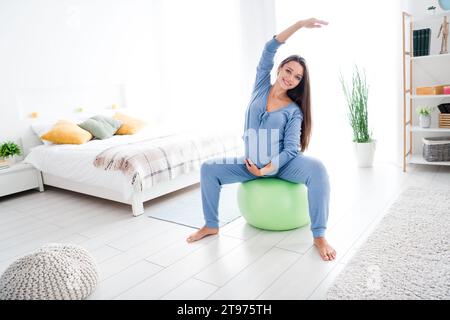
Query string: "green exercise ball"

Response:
xmin=237 ymin=178 xmax=310 ymax=231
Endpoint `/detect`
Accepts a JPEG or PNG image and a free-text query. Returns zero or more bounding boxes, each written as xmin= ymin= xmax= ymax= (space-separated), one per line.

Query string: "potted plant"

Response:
xmin=416 ymin=106 xmax=435 ymax=128
xmin=340 ymin=66 xmax=376 ymax=167
xmin=0 ymin=141 xmax=22 ymax=165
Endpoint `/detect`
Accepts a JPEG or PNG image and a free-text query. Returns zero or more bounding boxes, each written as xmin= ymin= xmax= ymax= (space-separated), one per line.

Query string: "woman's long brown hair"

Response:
xmin=278 ymin=55 xmax=311 ymax=152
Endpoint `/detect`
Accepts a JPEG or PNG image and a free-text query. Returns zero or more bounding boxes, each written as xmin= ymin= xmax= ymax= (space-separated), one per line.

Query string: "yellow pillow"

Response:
xmin=41 ymin=120 xmax=93 ymax=144
xmin=113 ymin=112 xmax=146 ymax=135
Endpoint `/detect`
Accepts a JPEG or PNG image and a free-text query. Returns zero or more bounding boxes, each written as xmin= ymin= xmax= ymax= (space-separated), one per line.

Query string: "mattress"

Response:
xmin=24 ymin=127 xmax=243 ymax=199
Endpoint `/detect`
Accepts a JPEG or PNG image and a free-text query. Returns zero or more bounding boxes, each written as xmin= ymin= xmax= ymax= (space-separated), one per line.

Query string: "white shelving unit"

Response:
xmin=402 ymin=11 xmax=450 ymax=172
xmin=411 ymin=126 xmax=450 ymax=132
xmin=411 ymin=52 xmax=450 ymax=61
xmin=410 ymin=94 xmax=450 ymax=99
xmin=409 ymin=154 xmax=450 ymax=166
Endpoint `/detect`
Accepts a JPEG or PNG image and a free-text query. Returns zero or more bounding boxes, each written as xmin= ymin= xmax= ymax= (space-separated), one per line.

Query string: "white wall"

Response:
xmin=1 ymin=0 xmax=423 ymax=167
xmin=409 ymin=0 xmax=449 ymax=16
xmin=0 ymin=0 xmax=159 ymax=146
xmin=0 ymin=0 xmax=276 ymax=151
xmin=274 ymin=0 xmax=411 ymax=166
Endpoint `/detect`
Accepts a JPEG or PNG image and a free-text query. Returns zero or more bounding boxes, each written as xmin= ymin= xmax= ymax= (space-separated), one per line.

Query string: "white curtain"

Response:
xmin=147 ymin=0 xmax=276 ymax=134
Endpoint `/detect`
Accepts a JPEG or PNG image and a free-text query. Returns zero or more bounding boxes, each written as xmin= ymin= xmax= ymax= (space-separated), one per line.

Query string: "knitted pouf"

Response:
xmin=0 ymin=243 xmax=98 ymax=300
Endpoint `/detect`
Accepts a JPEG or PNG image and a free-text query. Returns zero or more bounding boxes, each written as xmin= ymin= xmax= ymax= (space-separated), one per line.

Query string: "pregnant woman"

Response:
xmin=187 ymin=18 xmax=336 ymax=261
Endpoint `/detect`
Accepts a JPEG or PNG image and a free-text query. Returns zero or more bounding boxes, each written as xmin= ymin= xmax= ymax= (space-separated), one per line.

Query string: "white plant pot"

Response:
xmin=1 ymin=156 xmax=16 ymax=166
xmin=419 ymin=115 xmax=431 ymax=128
xmin=354 ymin=140 xmax=376 ymax=168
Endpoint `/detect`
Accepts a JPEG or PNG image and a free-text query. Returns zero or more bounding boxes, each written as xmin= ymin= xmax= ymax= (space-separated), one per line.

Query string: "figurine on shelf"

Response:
xmin=437 ymin=16 xmax=448 ymax=54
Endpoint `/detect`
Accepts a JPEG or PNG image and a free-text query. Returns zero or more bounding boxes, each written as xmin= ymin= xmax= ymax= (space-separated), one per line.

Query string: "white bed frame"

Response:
xmin=42 ymin=171 xmax=201 ymax=216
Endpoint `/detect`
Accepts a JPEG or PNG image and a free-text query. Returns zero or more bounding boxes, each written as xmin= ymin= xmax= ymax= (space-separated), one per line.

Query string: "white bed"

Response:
xmin=24 ymin=127 xmax=243 ymax=216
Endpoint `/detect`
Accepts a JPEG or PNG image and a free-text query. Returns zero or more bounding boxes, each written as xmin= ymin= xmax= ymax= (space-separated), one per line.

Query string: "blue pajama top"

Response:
xmin=243 ymin=36 xmax=303 ymax=171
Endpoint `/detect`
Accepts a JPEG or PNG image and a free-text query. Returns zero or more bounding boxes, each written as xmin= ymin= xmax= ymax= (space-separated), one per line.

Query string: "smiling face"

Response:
xmin=276 ymin=60 xmax=304 ymax=90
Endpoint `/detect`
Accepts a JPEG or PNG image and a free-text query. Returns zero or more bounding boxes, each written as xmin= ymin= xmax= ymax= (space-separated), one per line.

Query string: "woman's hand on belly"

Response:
xmin=245 ymin=158 xmax=262 ymax=177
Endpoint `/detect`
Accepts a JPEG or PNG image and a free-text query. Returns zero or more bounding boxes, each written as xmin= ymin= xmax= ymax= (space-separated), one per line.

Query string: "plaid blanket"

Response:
xmin=93 ymin=132 xmax=243 ymax=191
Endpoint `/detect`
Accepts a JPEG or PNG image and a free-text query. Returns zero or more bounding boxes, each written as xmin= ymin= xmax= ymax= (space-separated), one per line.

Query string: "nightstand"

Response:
xmin=0 ymin=162 xmax=44 ymax=197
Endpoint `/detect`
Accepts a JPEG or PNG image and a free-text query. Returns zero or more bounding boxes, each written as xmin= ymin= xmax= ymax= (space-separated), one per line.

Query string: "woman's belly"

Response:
xmin=243 ymin=128 xmax=283 ymax=168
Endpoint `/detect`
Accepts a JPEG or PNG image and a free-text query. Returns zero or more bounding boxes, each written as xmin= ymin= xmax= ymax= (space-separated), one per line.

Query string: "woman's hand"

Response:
xmin=275 ymin=18 xmax=329 ymax=43
xmin=300 ymin=18 xmax=329 ymax=29
xmin=245 ymin=158 xmax=262 ymax=177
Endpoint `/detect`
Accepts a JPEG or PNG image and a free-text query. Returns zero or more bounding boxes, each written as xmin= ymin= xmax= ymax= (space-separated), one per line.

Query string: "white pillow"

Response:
xmin=31 ymin=123 xmax=55 ymax=145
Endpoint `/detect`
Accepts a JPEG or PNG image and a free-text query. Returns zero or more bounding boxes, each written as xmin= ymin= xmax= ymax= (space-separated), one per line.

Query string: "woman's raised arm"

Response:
xmin=275 ymin=18 xmax=329 ymax=43
xmin=251 ymin=18 xmax=329 ymax=92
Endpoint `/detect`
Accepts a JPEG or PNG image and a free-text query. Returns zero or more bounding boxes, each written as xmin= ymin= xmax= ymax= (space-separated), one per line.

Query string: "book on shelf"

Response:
xmin=424 ymin=28 xmax=431 ymax=55
xmin=413 ymin=30 xmax=418 ymax=56
xmin=413 ymin=28 xmax=431 ymax=56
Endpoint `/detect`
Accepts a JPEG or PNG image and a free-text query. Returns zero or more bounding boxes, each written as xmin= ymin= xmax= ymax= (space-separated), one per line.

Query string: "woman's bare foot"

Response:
xmin=314 ymin=237 xmax=337 ymax=261
xmin=186 ymin=226 xmax=219 ymax=243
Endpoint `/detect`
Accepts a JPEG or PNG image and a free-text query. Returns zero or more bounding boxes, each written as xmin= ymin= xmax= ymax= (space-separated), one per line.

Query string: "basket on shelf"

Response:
xmin=422 ymin=136 xmax=450 ymax=162
xmin=439 ymin=114 xmax=450 ymax=128
xmin=438 ymin=103 xmax=450 ymax=128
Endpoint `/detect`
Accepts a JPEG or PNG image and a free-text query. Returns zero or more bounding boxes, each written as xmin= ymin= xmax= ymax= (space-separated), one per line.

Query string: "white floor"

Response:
xmin=0 ymin=159 xmax=449 ymax=300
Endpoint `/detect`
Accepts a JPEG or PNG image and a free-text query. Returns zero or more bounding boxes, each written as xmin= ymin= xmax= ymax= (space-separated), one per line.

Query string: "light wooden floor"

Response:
xmin=0 ymin=160 xmax=449 ymax=300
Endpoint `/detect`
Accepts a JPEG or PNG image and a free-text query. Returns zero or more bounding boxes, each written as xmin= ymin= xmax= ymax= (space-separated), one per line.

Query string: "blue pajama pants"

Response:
xmin=200 ymin=155 xmax=330 ymax=238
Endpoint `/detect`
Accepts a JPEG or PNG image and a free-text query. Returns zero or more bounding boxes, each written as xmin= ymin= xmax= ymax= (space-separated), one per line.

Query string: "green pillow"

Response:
xmin=78 ymin=115 xmax=122 ymax=140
